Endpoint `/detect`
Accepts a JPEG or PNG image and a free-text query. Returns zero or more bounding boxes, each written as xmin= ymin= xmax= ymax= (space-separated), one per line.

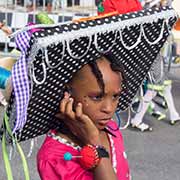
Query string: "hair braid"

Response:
xmin=88 ymin=61 xmax=105 ymax=94
xmin=110 ymin=62 xmax=127 ymax=89
xmin=104 ymin=54 xmax=127 ymax=90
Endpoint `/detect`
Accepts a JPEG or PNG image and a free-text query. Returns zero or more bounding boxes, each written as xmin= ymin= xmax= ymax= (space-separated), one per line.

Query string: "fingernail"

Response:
xmin=64 ymin=92 xmax=69 ymax=98
xmin=55 ymin=113 xmax=63 ymax=119
xmin=77 ymin=102 xmax=82 ymax=106
xmin=69 ymin=98 xmax=73 ymax=102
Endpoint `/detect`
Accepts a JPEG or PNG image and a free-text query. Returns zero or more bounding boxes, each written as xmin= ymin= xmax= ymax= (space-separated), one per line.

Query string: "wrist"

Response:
xmin=88 ymin=133 xmax=101 ymax=145
xmin=79 ymin=144 xmax=109 ymax=170
xmin=89 ymin=138 xmax=101 ymax=145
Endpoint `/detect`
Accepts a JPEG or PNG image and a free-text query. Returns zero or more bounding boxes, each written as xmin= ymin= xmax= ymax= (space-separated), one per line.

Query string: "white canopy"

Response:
xmin=172 ymin=0 xmax=180 ymax=16
xmin=0 ymin=0 xmax=13 ymax=5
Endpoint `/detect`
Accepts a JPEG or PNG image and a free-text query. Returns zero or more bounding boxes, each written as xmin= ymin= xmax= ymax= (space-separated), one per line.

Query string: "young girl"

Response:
xmin=1 ymin=2 xmax=176 ymax=180
xmin=37 ymin=54 xmax=130 ymax=180
xmin=36 ymin=1 xmax=146 ymax=179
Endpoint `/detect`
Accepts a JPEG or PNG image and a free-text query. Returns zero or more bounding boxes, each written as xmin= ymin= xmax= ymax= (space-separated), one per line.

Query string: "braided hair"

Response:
xmin=88 ymin=54 xmax=127 ymax=94
xmin=88 ymin=61 xmax=105 ymax=94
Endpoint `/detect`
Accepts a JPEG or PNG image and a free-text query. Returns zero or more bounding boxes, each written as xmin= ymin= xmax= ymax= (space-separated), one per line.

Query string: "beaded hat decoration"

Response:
xmin=4 ymin=6 xmax=178 ymax=141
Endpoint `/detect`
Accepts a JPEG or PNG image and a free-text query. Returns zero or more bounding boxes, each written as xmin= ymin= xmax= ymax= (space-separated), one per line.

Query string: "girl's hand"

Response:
xmin=0 ymin=22 xmax=12 ymax=35
xmin=57 ymin=92 xmax=101 ymax=145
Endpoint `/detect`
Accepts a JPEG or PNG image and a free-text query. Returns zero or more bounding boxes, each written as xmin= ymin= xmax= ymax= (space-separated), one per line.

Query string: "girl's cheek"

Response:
xmin=83 ymin=96 xmax=89 ymax=106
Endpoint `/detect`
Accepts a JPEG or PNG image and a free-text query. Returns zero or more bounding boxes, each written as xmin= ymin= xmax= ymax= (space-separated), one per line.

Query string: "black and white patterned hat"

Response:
xmin=6 ymin=6 xmax=177 ymax=141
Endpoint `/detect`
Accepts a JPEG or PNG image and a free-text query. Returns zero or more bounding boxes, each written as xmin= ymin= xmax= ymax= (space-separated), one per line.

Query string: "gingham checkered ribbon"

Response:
xmin=12 ymin=31 xmax=31 ymax=133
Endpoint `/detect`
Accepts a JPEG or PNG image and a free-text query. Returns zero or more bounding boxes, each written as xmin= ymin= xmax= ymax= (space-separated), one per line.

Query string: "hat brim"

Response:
xmin=7 ymin=6 xmax=177 ymax=141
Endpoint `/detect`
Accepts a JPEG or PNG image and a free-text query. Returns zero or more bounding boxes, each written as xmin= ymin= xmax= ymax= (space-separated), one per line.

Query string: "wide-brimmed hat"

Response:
xmin=4 ymin=6 xmax=178 ymax=141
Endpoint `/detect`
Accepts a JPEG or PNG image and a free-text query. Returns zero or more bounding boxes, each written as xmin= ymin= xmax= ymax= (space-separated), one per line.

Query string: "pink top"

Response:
xmin=37 ymin=120 xmax=130 ymax=180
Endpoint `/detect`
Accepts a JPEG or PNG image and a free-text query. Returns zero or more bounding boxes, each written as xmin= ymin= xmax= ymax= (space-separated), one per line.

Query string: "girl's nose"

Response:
xmin=101 ymin=99 xmax=115 ymax=114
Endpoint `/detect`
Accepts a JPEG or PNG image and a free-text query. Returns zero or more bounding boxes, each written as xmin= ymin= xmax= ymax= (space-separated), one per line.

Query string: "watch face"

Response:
xmin=96 ymin=146 xmax=109 ymax=158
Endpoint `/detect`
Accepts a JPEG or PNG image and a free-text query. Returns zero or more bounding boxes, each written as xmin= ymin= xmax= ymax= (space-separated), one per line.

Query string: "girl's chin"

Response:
xmin=97 ymin=123 xmax=107 ymax=130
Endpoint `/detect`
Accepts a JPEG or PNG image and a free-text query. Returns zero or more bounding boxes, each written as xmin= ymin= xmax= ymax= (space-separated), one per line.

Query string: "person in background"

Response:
xmin=0 ymin=21 xmax=12 ymax=36
xmin=46 ymin=0 xmax=53 ymax=12
xmin=130 ymin=0 xmax=180 ymax=131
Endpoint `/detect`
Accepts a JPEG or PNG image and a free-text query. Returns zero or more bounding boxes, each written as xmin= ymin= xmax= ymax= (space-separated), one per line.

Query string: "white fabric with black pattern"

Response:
xmin=7 ymin=6 xmax=177 ymax=141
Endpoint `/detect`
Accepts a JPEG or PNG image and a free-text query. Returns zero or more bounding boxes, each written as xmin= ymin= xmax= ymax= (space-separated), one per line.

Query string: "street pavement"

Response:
xmin=122 ymin=66 xmax=180 ymax=180
xmin=0 ymin=66 xmax=180 ymax=180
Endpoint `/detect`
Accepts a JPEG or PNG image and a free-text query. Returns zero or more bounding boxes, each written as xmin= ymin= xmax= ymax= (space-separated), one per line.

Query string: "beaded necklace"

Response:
xmin=47 ymin=131 xmax=81 ymax=150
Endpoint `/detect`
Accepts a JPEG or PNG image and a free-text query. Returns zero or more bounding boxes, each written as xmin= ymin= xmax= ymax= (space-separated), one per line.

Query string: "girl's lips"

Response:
xmin=98 ymin=119 xmax=110 ymax=126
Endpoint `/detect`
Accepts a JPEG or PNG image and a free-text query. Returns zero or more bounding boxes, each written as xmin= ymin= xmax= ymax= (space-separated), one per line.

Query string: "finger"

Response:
xmin=55 ymin=113 xmax=65 ymax=120
xmin=65 ymin=98 xmax=75 ymax=119
xmin=75 ymin=102 xmax=83 ymax=118
xmin=75 ymin=103 xmax=91 ymax=124
xmin=59 ymin=92 xmax=70 ymax=113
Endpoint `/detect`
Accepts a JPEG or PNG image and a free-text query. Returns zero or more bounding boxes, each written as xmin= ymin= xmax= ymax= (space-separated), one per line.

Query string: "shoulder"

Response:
xmin=37 ymin=134 xmax=93 ymax=180
xmin=37 ymin=132 xmax=79 ymax=161
xmin=108 ymin=119 xmax=119 ymax=128
xmin=107 ymin=120 xmax=123 ymax=137
xmin=107 ymin=120 xmax=125 ymax=147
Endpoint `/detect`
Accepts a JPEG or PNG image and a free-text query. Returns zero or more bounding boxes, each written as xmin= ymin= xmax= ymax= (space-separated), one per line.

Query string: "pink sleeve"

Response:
xmin=37 ymin=135 xmax=93 ymax=180
xmin=38 ymin=156 xmax=93 ymax=180
xmin=38 ymin=160 xmax=61 ymax=180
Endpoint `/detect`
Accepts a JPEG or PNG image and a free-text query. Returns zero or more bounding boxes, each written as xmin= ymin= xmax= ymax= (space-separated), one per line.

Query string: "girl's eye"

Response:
xmin=113 ymin=93 xmax=121 ymax=100
xmin=89 ymin=94 xmax=103 ymax=101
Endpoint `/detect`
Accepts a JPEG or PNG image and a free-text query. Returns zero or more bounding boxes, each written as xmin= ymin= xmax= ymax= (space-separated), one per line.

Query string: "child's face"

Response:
xmin=69 ymin=58 xmax=122 ymax=130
